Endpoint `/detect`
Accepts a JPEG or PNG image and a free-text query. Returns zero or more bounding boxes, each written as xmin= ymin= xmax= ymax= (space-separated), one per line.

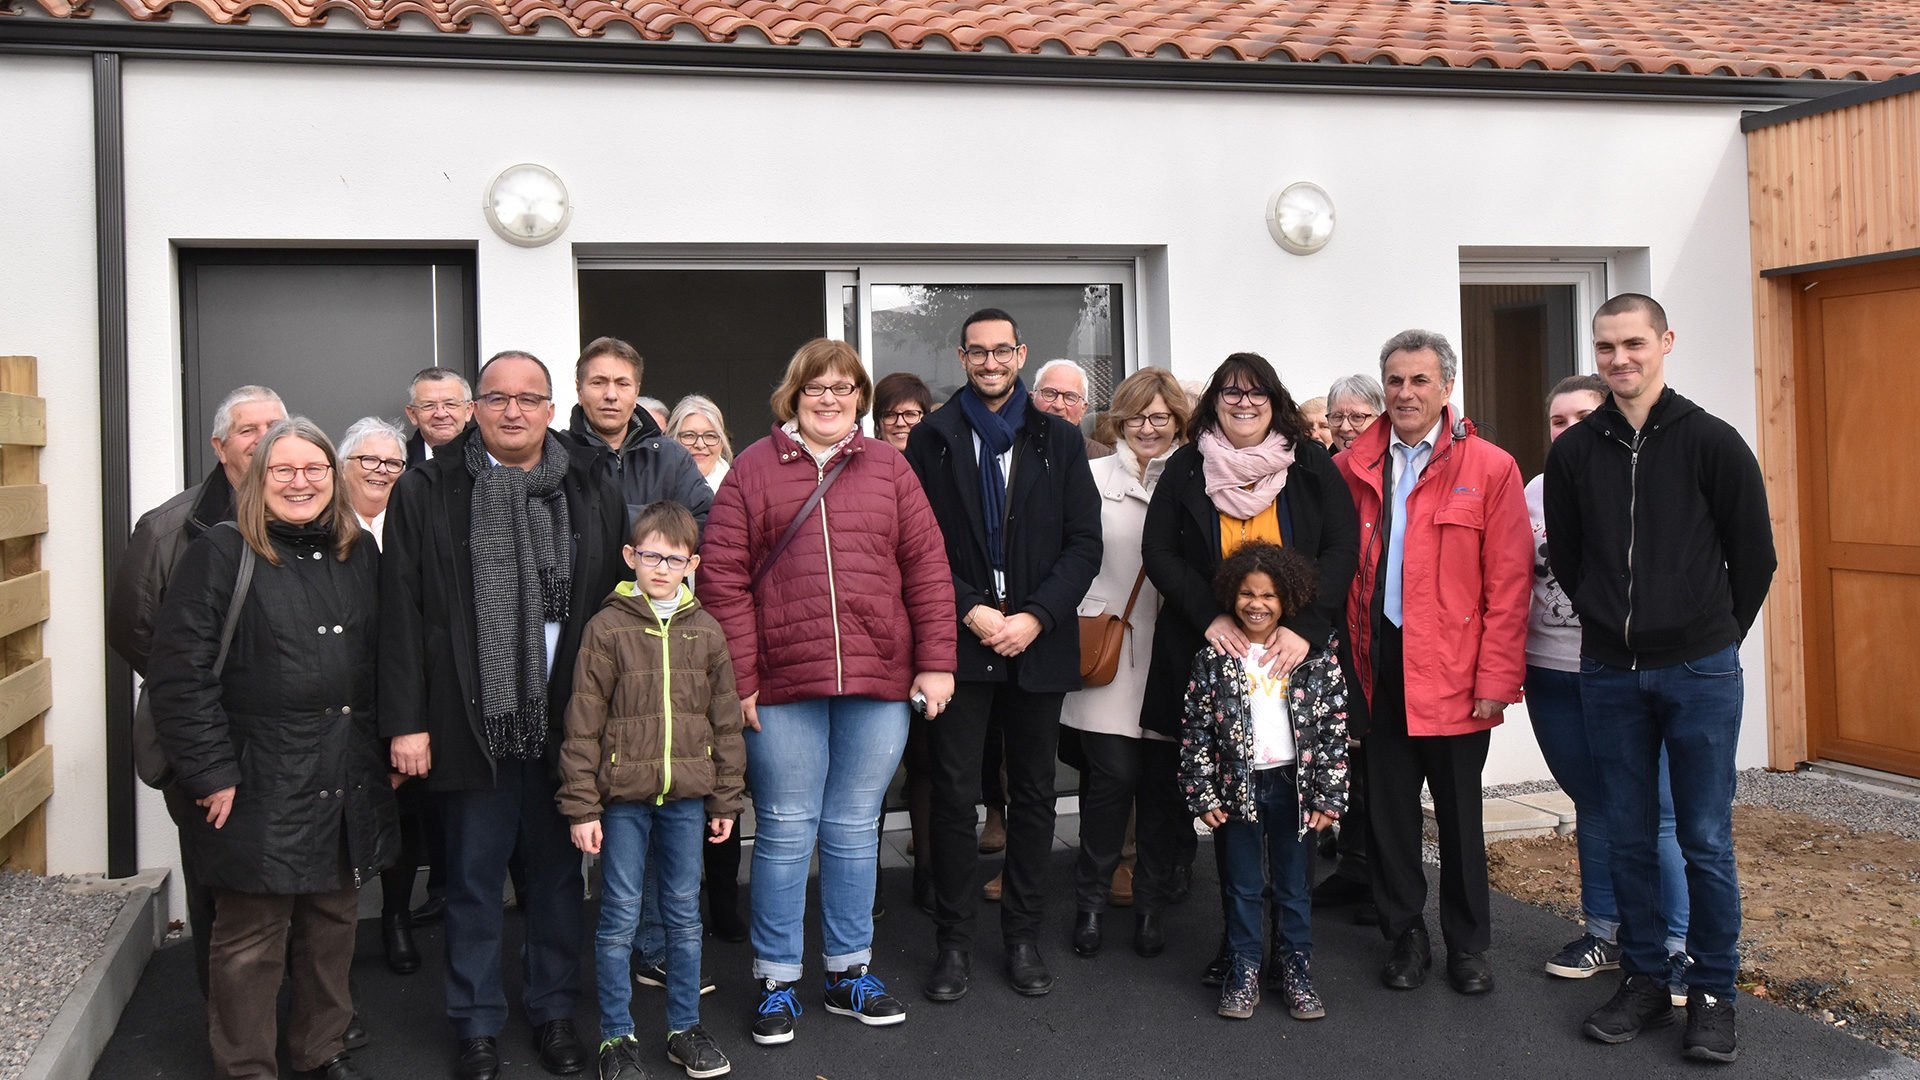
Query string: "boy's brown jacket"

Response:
xmin=557 ymin=582 xmax=745 ymax=823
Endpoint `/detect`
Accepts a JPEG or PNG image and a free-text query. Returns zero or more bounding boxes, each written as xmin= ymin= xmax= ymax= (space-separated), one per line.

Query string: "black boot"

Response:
xmin=1071 ymin=911 xmax=1103 ymax=957
xmin=1200 ymin=936 xmax=1232 ymax=987
xmin=382 ymin=912 xmax=420 ymax=975
xmin=1133 ymin=911 xmax=1165 ymax=958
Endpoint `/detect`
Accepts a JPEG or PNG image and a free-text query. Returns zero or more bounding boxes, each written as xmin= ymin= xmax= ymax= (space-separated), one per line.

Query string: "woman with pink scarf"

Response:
xmin=1140 ymin=352 xmax=1359 ymax=984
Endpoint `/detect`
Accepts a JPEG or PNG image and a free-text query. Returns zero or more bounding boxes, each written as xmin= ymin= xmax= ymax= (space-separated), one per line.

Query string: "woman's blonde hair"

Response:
xmin=1108 ymin=367 xmax=1192 ymax=443
xmin=769 ymin=339 xmax=871 ymax=423
xmin=236 ymin=417 xmax=360 ymax=566
xmin=667 ymin=394 xmax=736 ymax=464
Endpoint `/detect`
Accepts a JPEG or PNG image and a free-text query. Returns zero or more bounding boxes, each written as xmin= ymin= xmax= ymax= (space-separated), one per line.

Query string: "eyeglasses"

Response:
xmin=676 ymin=431 xmax=722 ymax=448
xmin=1121 ymin=412 xmax=1175 ymax=430
xmin=1218 ymin=387 xmax=1272 ymax=406
xmin=1034 ymin=387 xmax=1086 ymax=408
xmin=879 ymin=408 xmax=925 ymax=425
xmin=801 ymin=382 xmax=857 ymax=398
xmin=410 ymin=399 xmax=469 ymax=414
xmin=630 ymin=549 xmax=692 ymax=571
xmin=266 ymin=463 xmax=333 ymax=484
xmin=1328 ymin=410 xmax=1377 ymax=427
xmin=961 ymin=345 xmax=1021 ymax=366
xmin=351 ymin=455 xmax=406 ymax=475
xmin=475 ymin=392 xmax=551 ymax=412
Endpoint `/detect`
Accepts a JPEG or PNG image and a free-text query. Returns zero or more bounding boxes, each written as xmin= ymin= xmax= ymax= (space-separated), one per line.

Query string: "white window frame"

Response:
xmin=1458 ymin=258 xmax=1609 ymax=375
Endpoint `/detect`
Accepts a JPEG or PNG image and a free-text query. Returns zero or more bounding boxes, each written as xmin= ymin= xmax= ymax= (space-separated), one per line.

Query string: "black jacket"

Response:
xmin=149 ymin=521 xmax=398 ymax=894
xmin=566 ymin=405 xmax=714 ymax=534
xmin=108 ymin=467 xmax=233 ymax=676
xmin=1139 ymin=438 xmax=1359 ymax=737
xmin=1543 ymin=388 xmax=1776 ymax=669
xmin=378 ymin=427 xmax=629 ymax=792
xmin=904 ymin=391 xmax=1102 ymax=692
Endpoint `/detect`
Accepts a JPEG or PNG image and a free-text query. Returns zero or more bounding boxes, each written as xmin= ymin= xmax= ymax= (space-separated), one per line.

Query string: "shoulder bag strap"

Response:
xmin=211 ymin=522 xmax=256 ymax=676
xmin=1115 ymin=566 xmax=1149 ymax=623
xmin=749 ymin=456 xmax=852 ymax=593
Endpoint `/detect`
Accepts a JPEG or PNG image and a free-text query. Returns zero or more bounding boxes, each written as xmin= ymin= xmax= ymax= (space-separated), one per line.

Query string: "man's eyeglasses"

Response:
xmin=961 ymin=345 xmax=1021 ymax=366
xmin=879 ymin=408 xmax=926 ymax=425
xmin=1328 ymin=410 xmax=1377 ymax=427
xmin=1218 ymin=387 xmax=1273 ymax=406
xmin=631 ymin=549 xmax=692 ymax=571
xmin=1034 ymin=388 xmax=1085 ymax=408
xmin=266 ymin=463 xmax=333 ymax=484
xmin=410 ymin=399 xmax=469 ymax=415
xmin=676 ymin=431 xmax=722 ymax=448
xmin=351 ymin=455 xmax=406 ymax=475
xmin=801 ymin=382 xmax=857 ymax=398
xmin=475 ymin=392 xmax=551 ymax=412
xmin=1121 ymin=412 xmax=1175 ymax=430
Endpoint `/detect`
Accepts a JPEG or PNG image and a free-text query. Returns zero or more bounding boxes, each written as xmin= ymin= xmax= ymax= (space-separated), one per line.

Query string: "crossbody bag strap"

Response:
xmin=211 ymin=521 xmax=256 ymax=675
xmin=749 ymin=456 xmax=852 ymax=593
xmin=1115 ymin=565 xmax=1149 ymax=623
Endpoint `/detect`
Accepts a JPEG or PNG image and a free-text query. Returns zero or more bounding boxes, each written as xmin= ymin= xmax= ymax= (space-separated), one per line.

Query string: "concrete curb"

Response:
xmin=17 ymin=869 xmax=170 ymax=1080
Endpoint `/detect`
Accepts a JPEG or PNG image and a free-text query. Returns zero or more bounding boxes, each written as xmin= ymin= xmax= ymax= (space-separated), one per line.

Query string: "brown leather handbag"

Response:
xmin=1078 ymin=568 xmax=1149 ymax=688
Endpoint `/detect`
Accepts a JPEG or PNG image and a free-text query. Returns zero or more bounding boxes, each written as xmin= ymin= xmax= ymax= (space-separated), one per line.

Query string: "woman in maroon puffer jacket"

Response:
xmin=698 ymin=338 xmax=957 ymax=1043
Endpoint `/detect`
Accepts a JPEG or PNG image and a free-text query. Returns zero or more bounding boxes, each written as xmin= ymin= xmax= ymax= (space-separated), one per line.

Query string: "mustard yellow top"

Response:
xmin=1219 ymin=501 xmax=1282 ymax=557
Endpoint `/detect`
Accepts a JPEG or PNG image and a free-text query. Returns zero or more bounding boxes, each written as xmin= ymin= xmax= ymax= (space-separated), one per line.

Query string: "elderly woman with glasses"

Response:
xmin=150 ymin=417 xmax=397 ymax=1080
xmin=696 ymin=339 xmax=957 ymax=1044
xmin=668 ymin=395 xmax=736 ymax=493
xmin=1326 ymin=374 xmax=1386 ymax=452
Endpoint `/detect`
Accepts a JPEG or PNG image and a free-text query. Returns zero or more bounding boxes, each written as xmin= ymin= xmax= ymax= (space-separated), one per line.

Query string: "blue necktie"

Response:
xmin=1383 ymin=442 xmax=1424 ymax=628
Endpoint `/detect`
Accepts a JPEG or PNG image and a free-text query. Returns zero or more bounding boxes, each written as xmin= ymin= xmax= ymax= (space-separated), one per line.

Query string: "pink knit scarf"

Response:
xmin=1198 ymin=428 xmax=1296 ymax=520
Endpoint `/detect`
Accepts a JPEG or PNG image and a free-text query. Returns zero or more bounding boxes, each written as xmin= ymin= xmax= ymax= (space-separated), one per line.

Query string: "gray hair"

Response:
xmin=638 ymin=396 xmax=668 ymax=419
xmin=409 ymin=367 xmax=472 ymax=401
xmin=338 ymin=415 xmax=409 ymax=460
xmin=1327 ymin=373 xmax=1386 ymax=413
xmin=212 ymin=385 xmax=287 ymax=441
xmin=1377 ymin=329 xmax=1458 ymax=385
xmin=667 ymin=394 xmax=735 ymax=464
xmin=1033 ymin=358 xmax=1090 ymax=398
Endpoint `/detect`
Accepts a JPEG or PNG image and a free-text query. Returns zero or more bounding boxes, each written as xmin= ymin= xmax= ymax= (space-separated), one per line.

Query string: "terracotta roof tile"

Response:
xmin=11 ymin=0 xmax=1918 ymax=79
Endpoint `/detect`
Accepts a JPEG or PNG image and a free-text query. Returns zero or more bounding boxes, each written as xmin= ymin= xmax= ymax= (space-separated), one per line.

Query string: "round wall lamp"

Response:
xmin=1266 ymin=181 xmax=1335 ymax=255
xmin=484 ymin=164 xmax=572 ymax=248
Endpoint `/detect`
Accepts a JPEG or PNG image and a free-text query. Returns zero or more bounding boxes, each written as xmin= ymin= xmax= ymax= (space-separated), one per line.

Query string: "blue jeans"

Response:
xmin=596 ymin=799 xmax=706 ymax=1038
xmin=1527 ymin=665 xmax=1688 ymax=953
xmin=1215 ymin=766 xmax=1313 ymax=966
xmin=1579 ymin=645 xmax=1744 ymax=996
xmin=746 ymin=696 xmax=909 ymax=982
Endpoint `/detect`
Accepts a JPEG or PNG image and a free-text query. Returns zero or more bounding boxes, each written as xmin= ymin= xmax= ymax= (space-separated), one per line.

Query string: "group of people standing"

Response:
xmin=111 ymin=291 xmax=1774 ymax=1080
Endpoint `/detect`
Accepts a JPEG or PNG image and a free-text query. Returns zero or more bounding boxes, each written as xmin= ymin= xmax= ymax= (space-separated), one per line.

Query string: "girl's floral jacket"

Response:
xmin=1178 ymin=642 xmax=1350 ymax=838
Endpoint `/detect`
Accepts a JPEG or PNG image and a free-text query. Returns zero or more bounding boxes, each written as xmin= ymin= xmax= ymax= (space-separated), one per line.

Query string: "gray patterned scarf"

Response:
xmin=465 ymin=432 xmax=573 ymax=760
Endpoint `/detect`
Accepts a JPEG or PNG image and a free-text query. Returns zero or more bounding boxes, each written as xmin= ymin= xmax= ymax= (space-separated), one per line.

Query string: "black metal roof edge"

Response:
xmin=0 ymin=17 xmax=1858 ymax=105
xmin=1759 ymin=244 xmax=1920 ymax=277
xmin=1741 ymin=69 xmax=1920 ymax=132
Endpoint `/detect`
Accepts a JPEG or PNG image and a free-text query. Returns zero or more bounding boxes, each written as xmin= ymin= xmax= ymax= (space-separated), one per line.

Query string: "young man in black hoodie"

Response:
xmin=1543 ymin=294 xmax=1776 ymax=1064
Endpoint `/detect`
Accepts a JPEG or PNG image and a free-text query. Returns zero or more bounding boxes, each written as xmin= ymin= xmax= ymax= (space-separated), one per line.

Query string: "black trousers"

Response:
xmin=928 ymin=682 xmax=1063 ymax=950
xmin=163 ymin=782 xmax=218 ymax=997
xmin=1366 ymin=622 xmax=1492 ymax=955
xmin=1330 ymin=742 xmax=1371 ymax=883
xmin=1071 ymin=732 xmax=1181 ymax=914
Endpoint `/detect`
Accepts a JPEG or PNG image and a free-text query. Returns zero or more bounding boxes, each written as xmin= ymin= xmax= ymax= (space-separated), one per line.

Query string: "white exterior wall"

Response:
xmin=8 ymin=55 xmax=1768 ymax=898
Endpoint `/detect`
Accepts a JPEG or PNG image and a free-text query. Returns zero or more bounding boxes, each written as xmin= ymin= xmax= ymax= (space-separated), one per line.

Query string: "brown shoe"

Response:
xmin=981 ymin=872 xmax=1003 ymax=902
xmin=1109 ymin=865 xmax=1135 ymax=908
xmin=979 ymin=808 xmax=1007 ymax=854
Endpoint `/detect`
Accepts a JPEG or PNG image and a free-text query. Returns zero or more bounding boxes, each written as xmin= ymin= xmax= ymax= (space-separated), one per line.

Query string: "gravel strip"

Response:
xmin=0 ymin=872 xmax=131 ymax=1080
xmin=1735 ymin=768 xmax=1920 ymax=840
xmin=1484 ymin=778 xmax=1564 ymax=798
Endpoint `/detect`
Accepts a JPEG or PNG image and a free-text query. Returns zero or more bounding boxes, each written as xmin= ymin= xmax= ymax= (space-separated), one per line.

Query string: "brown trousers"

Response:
xmin=206 ymin=886 xmax=359 ymax=1078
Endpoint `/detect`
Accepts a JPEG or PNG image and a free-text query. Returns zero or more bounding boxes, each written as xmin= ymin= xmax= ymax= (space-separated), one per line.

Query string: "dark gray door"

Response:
xmin=180 ymin=250 xmax=477 ymax=482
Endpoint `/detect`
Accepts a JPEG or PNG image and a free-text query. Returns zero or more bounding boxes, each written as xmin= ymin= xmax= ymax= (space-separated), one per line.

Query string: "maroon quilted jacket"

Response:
xmin=697 ymin=424 xmax=957 ymax=706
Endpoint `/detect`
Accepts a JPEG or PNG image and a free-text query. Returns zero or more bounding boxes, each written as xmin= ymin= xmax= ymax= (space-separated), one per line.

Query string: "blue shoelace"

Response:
xmin=832 ymin=970 xmax=890 ymax=1010
xmin=758 ymin=983 xmax=802 ymax=1019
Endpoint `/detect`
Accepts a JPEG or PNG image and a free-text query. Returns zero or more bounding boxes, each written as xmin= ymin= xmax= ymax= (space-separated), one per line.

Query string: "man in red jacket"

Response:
xmin=1335 ymin=329 xmax=1530 ymax=997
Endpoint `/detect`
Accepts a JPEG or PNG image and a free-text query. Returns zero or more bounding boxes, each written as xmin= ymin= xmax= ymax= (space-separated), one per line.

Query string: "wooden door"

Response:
xmin=1796 ymin=260 xmax=1920 ymax=778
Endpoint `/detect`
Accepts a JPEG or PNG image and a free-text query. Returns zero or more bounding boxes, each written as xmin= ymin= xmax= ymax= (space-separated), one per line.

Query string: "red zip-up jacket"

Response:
xmin=1334 ymin=408 xmax=1531 ymax=736
xmin=697 ymin=424 xmax=957 ymax=706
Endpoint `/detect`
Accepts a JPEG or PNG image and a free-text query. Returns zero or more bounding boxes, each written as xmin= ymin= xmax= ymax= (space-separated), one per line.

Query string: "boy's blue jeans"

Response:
xmin=1526 ymin=665 xmax=1689 ymax=954
xmin=1215 ymin=765 xmax=1313 ymax=967
xmin=1580 ymin=644 xmax=1744 ymax=997
xmin=596 ymin=798 xmax=705 ymax=1038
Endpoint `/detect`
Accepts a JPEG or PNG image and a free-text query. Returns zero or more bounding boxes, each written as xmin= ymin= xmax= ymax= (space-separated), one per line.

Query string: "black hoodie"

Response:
xmin=1542 ymin=388 xmax=1776 ymax=669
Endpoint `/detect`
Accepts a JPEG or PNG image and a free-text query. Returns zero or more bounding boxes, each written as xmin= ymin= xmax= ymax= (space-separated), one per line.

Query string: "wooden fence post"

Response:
xmin=0 ymin=355 xmax=52 ymax=874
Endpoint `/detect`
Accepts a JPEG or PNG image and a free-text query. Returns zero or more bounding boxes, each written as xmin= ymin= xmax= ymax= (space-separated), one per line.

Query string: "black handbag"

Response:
xmin=132 ymin=524 xmax=256 ymax=789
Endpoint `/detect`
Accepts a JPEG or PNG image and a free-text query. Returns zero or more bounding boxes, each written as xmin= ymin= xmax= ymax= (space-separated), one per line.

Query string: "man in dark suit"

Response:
xmin=403 ymin=366 xmax=474 ymax=465
xmin=381 ymin=351 xmax=626 ymax=1080
xmin=905 ymin=308 xmax=1102 ymax=1001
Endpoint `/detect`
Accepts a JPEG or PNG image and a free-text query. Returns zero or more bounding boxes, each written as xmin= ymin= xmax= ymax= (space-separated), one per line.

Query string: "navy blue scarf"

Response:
xmin=958 ymin=378 xmax=1029 ymax=573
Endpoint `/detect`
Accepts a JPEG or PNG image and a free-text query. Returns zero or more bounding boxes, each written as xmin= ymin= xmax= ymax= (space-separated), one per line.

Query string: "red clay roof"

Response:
xmin=11 ymin=0 xmax=1918 ymax=81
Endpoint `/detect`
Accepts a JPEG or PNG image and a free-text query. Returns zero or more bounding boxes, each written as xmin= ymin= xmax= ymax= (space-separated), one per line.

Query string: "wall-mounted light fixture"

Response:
xmin=1266 ymin=181 xmax=1335 ymax=255
xmin=484 ymin=164 xmax=572 ymax=248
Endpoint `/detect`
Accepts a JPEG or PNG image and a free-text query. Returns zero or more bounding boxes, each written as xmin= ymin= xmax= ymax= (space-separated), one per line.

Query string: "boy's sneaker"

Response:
xmin=664 ymin=1025 xmax=731 ymax=1078
xmin=1582 ymin=972 xmax=1676 ymax=1044
xmin=633 ymin=963 xmax=717 ymax=996
xmin=1217 ymin=957 xmax=1260 ymax=1020
xmin=1279 ymin=953 xmax=1326 ymax=1020
xmin=598 ymin=1036 xmax=646 ymax=1080
xmin=1683 ymin=989 xmax=1738 ymax=1063
xmin=751 ymin=979 xmax=802 ymax=1046
xmin=1545 ymin=933 xmax=1621 ymax=979
xmin=1666 ymin=951 xmax=1694 ymax=1007
xmin=823 ymin=965 xmax=907 ymax=1027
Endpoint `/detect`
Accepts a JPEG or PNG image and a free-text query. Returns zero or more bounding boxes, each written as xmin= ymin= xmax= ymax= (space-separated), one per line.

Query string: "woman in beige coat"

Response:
xmin=1060 ymin=367 xmax=1190 ymax=960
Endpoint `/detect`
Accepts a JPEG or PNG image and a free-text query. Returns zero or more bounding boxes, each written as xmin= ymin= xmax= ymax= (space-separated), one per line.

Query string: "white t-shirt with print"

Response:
xmin=1244 ymin=644 xmax=1295 ymax=769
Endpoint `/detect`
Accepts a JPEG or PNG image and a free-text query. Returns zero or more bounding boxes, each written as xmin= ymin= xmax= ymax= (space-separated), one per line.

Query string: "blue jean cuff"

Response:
xmin=1585 ymin=916 xmax=1620 ymax=942
xmin=600 ymin=1025 xmax=634 ymax=1043
xmin=753 ymin=959 xmax=805 ymax=983
xmin=822 ymin=949 xmax=873 ymax=975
